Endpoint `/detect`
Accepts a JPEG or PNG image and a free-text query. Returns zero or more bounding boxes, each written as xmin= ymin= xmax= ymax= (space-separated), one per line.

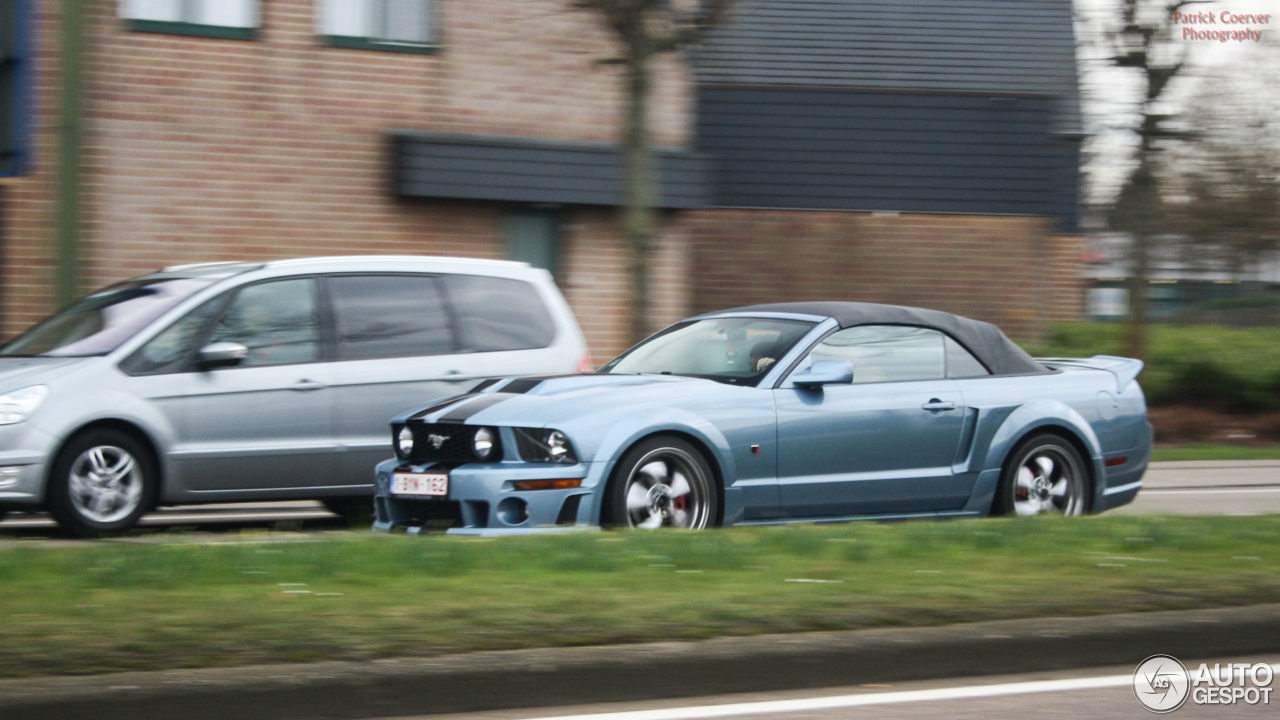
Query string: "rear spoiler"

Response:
xmin=1035 ymin=355 xmax=1145 ymax=393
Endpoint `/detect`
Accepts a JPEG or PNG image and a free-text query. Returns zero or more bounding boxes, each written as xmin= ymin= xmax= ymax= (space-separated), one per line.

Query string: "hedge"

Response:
xmin=1020 ymin=323 xmax=1280 ymax=411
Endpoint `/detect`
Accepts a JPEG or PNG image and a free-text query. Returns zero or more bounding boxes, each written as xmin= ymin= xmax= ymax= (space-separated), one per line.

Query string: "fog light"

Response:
xmin=497 ymin=497 xmax=530 ymax=526
xmin=397 ymin=426 xmax=414 ymax=456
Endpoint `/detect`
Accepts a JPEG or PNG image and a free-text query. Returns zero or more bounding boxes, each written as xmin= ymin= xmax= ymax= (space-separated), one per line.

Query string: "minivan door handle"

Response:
xmin=291 ymin=379 xmax=327 ymax=392
xmin=922 ymin=399 xmax=957 ymax=412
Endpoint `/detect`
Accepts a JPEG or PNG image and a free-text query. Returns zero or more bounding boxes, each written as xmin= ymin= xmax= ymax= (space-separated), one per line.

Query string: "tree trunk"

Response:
xmin=1125 ymin=232 xmax=1149 ymax=359
xmin=622 ymin=54 xmax=659 ymax=346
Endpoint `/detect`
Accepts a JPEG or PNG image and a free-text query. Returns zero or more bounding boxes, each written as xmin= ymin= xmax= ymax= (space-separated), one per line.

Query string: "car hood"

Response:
xmin=0 ymin=356 xmax=92 ymax=393
xmin=405 ymin=373 xmax=744 ymax=428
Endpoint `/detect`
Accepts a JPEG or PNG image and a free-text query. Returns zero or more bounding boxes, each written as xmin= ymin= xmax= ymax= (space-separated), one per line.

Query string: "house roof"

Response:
xmin=694 ymin=0 xmax=1082 ymax=135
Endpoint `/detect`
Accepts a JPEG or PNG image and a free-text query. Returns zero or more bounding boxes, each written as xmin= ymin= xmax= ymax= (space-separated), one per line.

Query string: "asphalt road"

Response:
xmin=381 ymin=656 xmax=1280 ymax=720
xmin=0 ymin=460 xmax=1276 ymax=537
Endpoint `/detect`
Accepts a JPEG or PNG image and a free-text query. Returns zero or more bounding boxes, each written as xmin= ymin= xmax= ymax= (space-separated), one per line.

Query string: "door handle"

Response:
xmin=291 ymin=379 xmax=326 ymax=392
xmin=922 ymin=399 xmax=957 ymax=412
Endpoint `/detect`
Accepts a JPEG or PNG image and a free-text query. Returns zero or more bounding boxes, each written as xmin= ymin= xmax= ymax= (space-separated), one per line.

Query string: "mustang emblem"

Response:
xmin=428 ymin=434 xmax=450 ymax=450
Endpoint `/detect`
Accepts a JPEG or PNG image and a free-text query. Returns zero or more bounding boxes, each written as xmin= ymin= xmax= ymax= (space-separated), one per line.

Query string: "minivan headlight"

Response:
xmin=514 ymin=428 xmax=578 ymax=464
xmin=0 ymin=386 xmax=48 ymax=425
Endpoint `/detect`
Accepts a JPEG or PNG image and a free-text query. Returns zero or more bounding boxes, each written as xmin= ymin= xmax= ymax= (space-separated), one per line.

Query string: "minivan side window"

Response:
xmin=207 ymin=278 xmax=321 ymax=367
xmin=120 ymin=295 xmax=228 ymax=376
xmin=808 ymin=325 xmax=945 ymax=384
xmin=442 ymin=275 xmax=556 ymax=352
xmin=328 ymin=274 xmax=455 ymax=361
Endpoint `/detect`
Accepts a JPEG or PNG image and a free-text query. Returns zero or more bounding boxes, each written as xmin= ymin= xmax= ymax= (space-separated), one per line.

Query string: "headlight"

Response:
xmin=514 ymin=428 xmax=579 ymax=464
xmin=473 ymin=427 xmax=495 ymax=460
xmin=0 ymin=386 xmax=48 ymax=425
xmin=397 ymin=426 xmax=414 ymax=457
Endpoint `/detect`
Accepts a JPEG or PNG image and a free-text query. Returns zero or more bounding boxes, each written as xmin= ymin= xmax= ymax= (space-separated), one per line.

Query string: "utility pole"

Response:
xmin=56 ymin=0 xmax=85 ymax=308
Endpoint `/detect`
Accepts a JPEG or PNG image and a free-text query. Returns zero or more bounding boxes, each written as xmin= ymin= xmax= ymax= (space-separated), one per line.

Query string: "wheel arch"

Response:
xmin=46 ymin=419 xmax=165 ymax=511
xmin=1000 ymin=424 xmax=1098 ymax=513
xmin=607 ymin=429 xmax=727 ymax=527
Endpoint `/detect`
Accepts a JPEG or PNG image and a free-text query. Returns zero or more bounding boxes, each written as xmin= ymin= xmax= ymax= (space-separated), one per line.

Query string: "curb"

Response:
xmin=3 ymin=604 xmax=1280 ymax=720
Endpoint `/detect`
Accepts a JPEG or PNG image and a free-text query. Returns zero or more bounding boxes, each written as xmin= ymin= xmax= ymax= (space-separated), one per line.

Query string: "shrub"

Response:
xmin=1021 ymin=324 xmax=1280 ymax=411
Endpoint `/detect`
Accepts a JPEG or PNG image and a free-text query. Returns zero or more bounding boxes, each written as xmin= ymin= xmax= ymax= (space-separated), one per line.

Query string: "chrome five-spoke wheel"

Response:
xmin=998 ymin=435 xmax=1087 ymax=517
xmin=49 ymin=428 xmax=157 ymax=537
xmin=69 ymin=445 xmax=144 ymax=524
xmin=605 ymin=437 xmax=718 ymax=530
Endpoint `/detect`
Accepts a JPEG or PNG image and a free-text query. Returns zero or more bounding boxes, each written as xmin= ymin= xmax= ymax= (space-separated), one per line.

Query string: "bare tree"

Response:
xmin=1105 ymin=0 xmax=1204 ymax=358
xmin=1166 ymin=38 xmax=1280 ymax=280
xmin=571 ymin=0 xmax=735 ymax=344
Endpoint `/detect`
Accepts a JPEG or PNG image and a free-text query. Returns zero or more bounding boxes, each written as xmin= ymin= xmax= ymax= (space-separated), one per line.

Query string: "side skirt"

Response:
xmin=736 ymin=510 xmax=981 ymax=526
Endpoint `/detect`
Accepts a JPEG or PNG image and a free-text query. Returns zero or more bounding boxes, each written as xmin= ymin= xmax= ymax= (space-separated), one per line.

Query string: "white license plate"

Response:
xmin=391 ymin=472 xmax=448 ymax=497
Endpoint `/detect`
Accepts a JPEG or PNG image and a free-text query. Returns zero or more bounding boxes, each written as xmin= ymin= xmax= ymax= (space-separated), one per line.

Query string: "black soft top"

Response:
xmin=714 ymin=301 xmax=1049 ymax=376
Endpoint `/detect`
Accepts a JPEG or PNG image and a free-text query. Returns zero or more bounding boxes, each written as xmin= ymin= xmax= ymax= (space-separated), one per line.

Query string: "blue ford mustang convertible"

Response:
xmin=374 ymin=302 xmax=1152 ymax=534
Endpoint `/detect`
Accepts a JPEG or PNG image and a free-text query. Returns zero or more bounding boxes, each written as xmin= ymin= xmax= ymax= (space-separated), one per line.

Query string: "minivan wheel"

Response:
xmin=48 ymin=429 xmax=157 ymax=538
xmin=322 ymin=497 xmax=375 ymax=527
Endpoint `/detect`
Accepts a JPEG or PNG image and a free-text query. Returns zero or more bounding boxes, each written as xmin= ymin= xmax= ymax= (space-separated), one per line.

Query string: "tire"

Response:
xmin=602 ymin=436 xmax=719 ymax=529
xmin=322 ymin=496 xmax=375 ymax=528
xmin=47 ymin=428 xmax=158 ymax=538
xmin=994 ymin=433 xmax=1089 ymax=517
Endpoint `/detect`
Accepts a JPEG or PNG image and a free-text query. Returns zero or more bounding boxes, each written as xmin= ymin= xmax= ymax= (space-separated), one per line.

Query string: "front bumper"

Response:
xmin=0 ymin=422 xmax=58 ymax=507
xmin=372 ymin=457 xmax=607 ymax=534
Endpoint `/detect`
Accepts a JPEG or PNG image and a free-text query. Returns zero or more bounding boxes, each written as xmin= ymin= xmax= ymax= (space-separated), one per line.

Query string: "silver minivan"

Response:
xmin=0 ymin=256 xmax=589 ymax=536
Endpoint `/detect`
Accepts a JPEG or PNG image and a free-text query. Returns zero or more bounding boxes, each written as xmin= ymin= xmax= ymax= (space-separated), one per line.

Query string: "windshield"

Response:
xmin=0 ymin=278 xmax=214 ymax=357
xmin=600 ymin=317 xmax=816 ymax=386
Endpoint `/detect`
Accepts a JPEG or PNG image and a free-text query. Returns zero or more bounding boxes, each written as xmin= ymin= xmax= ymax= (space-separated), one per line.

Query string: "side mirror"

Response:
xmin=197 ymin=341 xmax=248 ymax=369
xmin=791 ymin=360 xmax=854 ymax=389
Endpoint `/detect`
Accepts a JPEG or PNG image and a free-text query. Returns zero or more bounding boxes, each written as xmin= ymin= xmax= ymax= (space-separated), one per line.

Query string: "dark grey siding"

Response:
xmin=391 ymin=132 xmax=710 ymax=210
xmin=696 ymin=0 xmax=1082 ymax=134
xmin=698 ymin=87 xmax=1079 ymax=230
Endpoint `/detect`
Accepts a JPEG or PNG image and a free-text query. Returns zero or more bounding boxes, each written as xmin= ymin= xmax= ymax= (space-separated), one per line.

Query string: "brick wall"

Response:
xmin=0 ymin=0 xmax=694 ymax=360
xmin=688 ymin=209 xmax=1083 ymax=340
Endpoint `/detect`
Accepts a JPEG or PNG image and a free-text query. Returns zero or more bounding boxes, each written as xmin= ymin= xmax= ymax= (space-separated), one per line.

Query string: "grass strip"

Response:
xmin=1151 ymin=444 xmax=1280 ymax=462
xmin=2 ymin=515 xmax=1278 ymax=678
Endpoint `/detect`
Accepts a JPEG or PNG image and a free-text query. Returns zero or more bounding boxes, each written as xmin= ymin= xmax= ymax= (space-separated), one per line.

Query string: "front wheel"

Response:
xmin=602 ymin=436 xmax=719 ymax=529
xmin=47 ymin=429 xmax=157 ymax=538
xmin=994 ymin=434 xmax=1089 ymax=517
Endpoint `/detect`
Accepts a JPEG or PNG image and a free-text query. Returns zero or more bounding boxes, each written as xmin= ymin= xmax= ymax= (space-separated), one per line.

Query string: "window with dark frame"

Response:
xmin=320 ymin=0 xmax=437 ymax=53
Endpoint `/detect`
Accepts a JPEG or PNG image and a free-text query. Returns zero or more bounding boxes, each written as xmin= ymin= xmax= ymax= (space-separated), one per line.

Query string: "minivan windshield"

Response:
xmin=0 ymin=278 xmax=214 ymax=357
xmin=600 ymin=317 xmax=816 ymax=386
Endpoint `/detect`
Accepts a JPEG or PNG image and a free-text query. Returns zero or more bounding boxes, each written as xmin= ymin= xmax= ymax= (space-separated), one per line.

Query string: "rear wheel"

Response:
xmin=47 ymin=429 xmax=157 ymax=538
xmin=322 ymin=496 xmax=375 ymax=528
xmin=994 ymin=434 xmax=1088 ymax=517
xmin=602 ymin=436 xmax=718 ymax=529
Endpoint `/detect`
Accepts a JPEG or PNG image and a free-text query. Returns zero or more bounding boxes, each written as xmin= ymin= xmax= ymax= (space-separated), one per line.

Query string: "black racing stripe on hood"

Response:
xmin=408 ymin=393 xmax=478 ymax=420
xmin=437 ymin=392 xmax=520 ymax=423
xmin=500 ymin=375 xmax=577 ymax=394
xmin=470 ymin=378 xmax=502 ymax=393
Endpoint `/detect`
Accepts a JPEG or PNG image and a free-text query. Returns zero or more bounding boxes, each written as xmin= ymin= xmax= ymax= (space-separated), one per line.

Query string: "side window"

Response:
xmin=442 ymin=275 xmax=556 ymax=352
xmin=945 ymin=336 xmax=991 ymax=379
xmin=328 ymin=274 xmax=455 ymax=360
xmin=808 ymin=325 xmax=945 ymax=384
xmin=207 ymin=279 xmax=321 ymax=367
xmin=119 ymin=295 xmax=227 ymax=376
